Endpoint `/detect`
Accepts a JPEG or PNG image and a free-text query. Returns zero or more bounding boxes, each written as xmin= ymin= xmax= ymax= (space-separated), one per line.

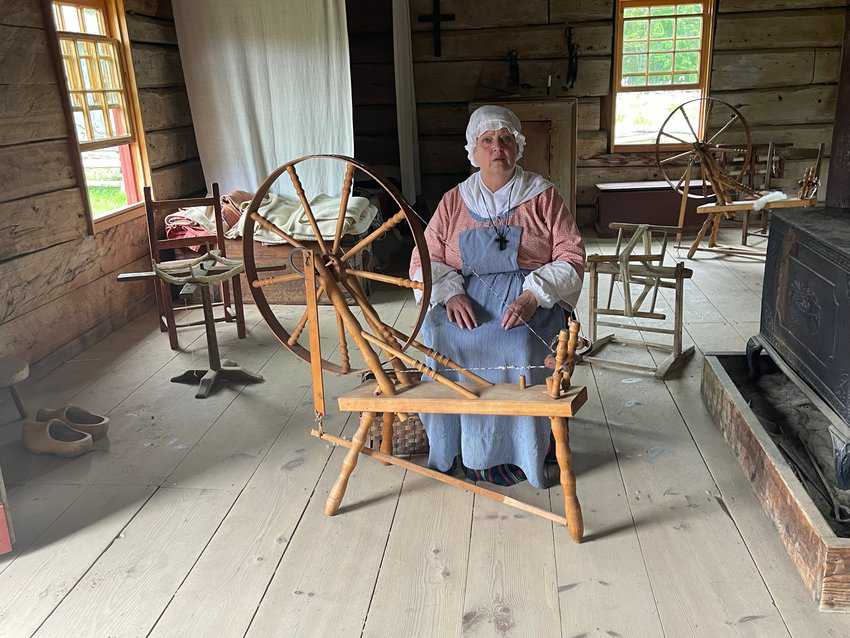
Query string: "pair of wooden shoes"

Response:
xmin=22 ymin=407 xmax=110 ymax=458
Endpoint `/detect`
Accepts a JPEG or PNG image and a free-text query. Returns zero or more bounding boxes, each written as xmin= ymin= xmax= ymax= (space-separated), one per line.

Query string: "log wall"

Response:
xmin=408 ymin=0 xmax=846 ymax=225
xmin=0 ymin=0 xmax=204 ymax=371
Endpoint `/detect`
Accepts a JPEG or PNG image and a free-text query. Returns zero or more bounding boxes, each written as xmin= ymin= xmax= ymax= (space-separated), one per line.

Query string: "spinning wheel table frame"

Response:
xmin=242 ymin=155 xmax=589 ymax=542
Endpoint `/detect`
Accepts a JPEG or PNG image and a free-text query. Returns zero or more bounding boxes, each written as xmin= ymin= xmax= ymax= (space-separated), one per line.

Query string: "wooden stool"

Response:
xmin=118 ymin=252 xmax=264 ymax=399
xmin=0 ymin=357 xmax=29 ymax=420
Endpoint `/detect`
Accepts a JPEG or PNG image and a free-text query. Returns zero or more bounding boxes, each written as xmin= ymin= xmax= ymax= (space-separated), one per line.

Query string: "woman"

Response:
xmin=409 ymin=105 xmax=585 ymax=488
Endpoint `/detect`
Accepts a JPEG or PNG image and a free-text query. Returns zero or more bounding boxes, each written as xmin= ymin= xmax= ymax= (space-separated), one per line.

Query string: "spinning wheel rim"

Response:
xmin=655 ymin=97 xmax=753 ymax=200
xmin=242 ymin=154 xmax=432 ymax=374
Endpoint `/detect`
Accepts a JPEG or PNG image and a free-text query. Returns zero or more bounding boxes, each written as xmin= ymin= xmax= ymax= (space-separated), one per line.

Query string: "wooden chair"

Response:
xmin=584 ymin=223 xmax=695 ymax=379
xmin=144 ymin=183 xmax=246 ymax=350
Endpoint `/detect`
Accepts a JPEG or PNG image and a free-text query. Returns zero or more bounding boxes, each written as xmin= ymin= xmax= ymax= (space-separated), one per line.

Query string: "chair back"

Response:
xmin=143 ymin=182 xmax=228 ymax=267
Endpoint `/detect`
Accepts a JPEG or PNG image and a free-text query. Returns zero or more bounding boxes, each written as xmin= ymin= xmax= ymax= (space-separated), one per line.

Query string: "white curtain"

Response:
xmin=392 ymin=0 xmax=421 ymax=202
xmin=172 ymin=0 xmax=354 ymax=197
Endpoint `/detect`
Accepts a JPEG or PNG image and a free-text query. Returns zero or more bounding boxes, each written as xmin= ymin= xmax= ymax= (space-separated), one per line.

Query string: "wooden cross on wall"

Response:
xmin=417 ymin=0 xmax=455 ymax=57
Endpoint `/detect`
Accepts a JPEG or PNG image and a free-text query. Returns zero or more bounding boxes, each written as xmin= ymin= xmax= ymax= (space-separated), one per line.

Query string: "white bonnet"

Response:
xmin=465 ymin=105 xmax=526 ymax=167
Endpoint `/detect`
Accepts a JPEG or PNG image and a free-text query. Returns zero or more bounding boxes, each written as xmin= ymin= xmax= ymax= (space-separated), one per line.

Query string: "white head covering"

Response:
xmin=459 ymin=105 xmax=553 ymax=220
xmin=465 ymin=105 xmax=527 ymax=168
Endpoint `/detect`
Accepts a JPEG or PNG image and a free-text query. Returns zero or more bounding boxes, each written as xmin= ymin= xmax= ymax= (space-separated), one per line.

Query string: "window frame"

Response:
xmin=47 ymin=0 xmax=150 ymax=232
xmin=610 ymin=0 xmax=716 ymax=153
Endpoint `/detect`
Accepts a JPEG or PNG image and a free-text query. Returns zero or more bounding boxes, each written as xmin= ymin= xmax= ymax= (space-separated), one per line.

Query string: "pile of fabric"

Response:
xmin=164 ymin=190 xmax=378 ymax=250
xmin=163 ymin=190 xmax=250 ymax=249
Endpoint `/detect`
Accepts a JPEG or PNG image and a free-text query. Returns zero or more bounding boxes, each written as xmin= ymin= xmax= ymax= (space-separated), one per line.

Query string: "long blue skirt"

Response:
xmin=419 ymin=270 xmax=567 ymax=488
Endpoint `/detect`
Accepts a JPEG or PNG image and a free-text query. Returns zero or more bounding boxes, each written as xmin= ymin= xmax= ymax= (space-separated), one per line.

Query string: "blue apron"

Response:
xmin=419 ymin=222 xmax=567 ymax=488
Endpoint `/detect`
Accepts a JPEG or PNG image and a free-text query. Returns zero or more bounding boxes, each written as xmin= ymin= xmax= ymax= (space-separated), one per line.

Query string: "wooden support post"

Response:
xmin=312 ymin=260 xmax=396 ymax=397
xmin=563 ymin=321 xmax=580 ymax=388
xmin=343 ymin=277 xmax=414 ymax=387
xmin=303 ymin=252 xmax=325 ymax=417
xmin=673 ymin=263 xmax=684 ymax=357
xmin=380 ymin=411 xmax=394 ymax=465
xmin=588 ymin=262 xmax=599 ymax=343
xmin=550 ymin=416 xmax=583 ymax=542
xmin=325 ymin=411 xmax=375 ymax=515
xmin=549 ymin=330 xmax=569 ymax=399
xmin=676 ymin=163 xmax=692 ymax=244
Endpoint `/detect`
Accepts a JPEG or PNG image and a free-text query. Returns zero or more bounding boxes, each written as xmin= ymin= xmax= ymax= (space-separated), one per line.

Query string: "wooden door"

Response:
xmin=469 ymin=98 xmax=577 ymax=214
xmin=520 ymin=120 xmax=552 ymax=179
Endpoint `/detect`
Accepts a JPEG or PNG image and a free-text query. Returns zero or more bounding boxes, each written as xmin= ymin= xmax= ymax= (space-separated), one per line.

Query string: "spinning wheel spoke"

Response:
xmin=250 ymin=213 xmax=306 ymax=250
xmin=706 ymin=113 xmax=738 ymax=145
xmin=251 ymin=272 xmax=304 ymax=288
xmin=341 ymin=210 xmax=407 ymax=263
xmin=660 ymin=149 xmax=693 ymax=165
xmin=288 ymin=284 xmax=326 ymax=347
xmin=660 ymin=131 xmax=691 ymax=145
xmin=345 ymin=269 xmax=424 ymax=290
xmin=678 ymin=106 xmax=699 ymax=143
xmin=333 ymin=163 xmax=355 ymax=255
xmin=336 ymin=313 xmax=350 ymax=374
xmin=343 ymin=276 xmax=414 ymax=385
xmin=286 ymin=164 xmax=330 ymax=256
xmin=675 ymin=157 xmax=695 ymax=191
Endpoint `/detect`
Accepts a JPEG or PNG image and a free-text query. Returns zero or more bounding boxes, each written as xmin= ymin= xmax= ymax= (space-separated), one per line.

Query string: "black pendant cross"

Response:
xmin=417 ymin=0 xmax=455 ymax=57
xmin=496 ymin=234 xmax=508 ymax=250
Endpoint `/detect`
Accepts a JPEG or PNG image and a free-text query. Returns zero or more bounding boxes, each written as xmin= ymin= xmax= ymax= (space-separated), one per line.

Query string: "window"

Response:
xmin=52 ymin=0 xmax=145 ymax=221
xmin=611 ymin=0 xmax=715 ymax=150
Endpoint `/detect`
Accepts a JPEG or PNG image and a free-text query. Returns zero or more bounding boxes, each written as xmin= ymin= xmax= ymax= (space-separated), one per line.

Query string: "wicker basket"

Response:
xmin=368 ymin=413 xmax=429 ymax=456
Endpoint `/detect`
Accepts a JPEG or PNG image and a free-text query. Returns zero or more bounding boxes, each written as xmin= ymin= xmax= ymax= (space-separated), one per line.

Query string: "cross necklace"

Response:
xmin=478 ymin=179 xmax=516 ymax=251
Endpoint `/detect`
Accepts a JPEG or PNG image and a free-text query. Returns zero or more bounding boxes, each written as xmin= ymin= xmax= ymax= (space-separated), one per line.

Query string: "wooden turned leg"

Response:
xmin=688 ymin=218 xmax=712 ymax=259
xmin=325 ymin=412 xmax=375 ymax=516
xmin=709 ymin=214 xmax=721 ymax=247
xmin=379 ymin=412 xmax=394 ymax=465
xmin=550 ymin=416 xmax=583 ymax=543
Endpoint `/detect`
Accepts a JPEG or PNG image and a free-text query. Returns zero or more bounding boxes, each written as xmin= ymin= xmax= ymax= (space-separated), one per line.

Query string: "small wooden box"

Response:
xmin=594 ymin=180 xmax=707 ymax=237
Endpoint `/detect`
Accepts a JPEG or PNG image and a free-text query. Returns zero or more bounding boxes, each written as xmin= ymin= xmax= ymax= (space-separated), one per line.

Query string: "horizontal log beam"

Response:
xmin=414 ymin=57 xmax=611 ymax=103
xmin=131 ymin=42 xmax=184 ymax=89
xmin=0 ymin=139 xmax=77 ymax=203
xmin=412 ymin=23 xmax=612 ymax=63
xmin=0 ymin=189 xmax=86 ymax=261
xmin=138 ymin=87 xmax=193 ymax=131
xmin=146 ymin=126 xmax=200 ymax=169
xmin=410 ymin=0 xmax=548 ymax=31
xmin=126 ymin=13 xmax=177 ymax=45
xmin=714 ymin=9 xmax=845 ymax=49
xmin=0 ymin=24 xmax=55 ymax=85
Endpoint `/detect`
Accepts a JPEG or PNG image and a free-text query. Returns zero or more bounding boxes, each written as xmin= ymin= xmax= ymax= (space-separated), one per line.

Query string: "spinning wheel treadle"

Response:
xmin=244 ymin=155 xmax=589 ymax=543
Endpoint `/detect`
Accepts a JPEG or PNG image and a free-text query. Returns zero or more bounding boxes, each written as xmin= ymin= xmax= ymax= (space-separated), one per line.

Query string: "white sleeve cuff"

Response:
xmin=522 ymin=262 xmax=582 ymax=309
xmin=412 ymin=262 xmax=465 ymax=306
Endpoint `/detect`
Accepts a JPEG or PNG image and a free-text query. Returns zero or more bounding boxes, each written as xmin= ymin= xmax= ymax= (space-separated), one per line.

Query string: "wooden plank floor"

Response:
xmin=1 ymin=229 xmax=849 ymax=637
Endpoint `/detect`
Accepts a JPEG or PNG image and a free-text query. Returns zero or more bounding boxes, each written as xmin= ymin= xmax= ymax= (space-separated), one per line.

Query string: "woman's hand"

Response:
xmin=445 ymin=294 xmax=478 ymax=330
xmin=501 ymin=290 xmax=538 ymax=330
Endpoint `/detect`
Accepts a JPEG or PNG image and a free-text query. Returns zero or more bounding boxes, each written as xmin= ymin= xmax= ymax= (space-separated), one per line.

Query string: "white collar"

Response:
xmin=458 ymin=166 xmax=553 ymax=221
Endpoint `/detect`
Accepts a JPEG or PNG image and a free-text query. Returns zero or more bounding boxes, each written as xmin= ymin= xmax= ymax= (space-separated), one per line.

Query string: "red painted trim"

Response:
xmin=0 ymin=504 xmax=12 ymax=555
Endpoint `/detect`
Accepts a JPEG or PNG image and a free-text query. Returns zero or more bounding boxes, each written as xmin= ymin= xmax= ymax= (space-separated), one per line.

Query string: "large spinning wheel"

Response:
xmin=241 ymin=155 xmax=589 ymax=543
xmin=655 ymin=97 xmax=754 ymax=203
xmin=241 ymin=154 xmax=432 ymax=375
